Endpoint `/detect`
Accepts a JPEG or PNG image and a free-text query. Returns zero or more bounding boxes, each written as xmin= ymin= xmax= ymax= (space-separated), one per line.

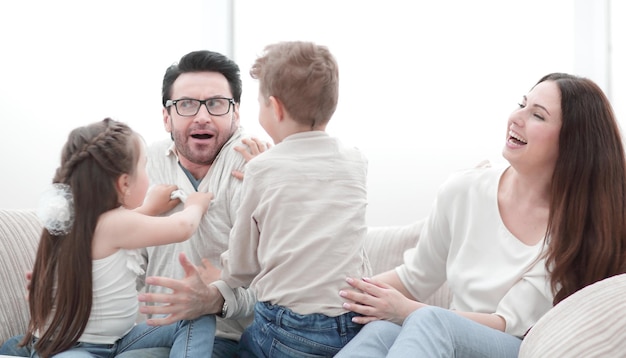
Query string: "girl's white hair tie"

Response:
xmin=36 ymin=183 xmax=74 ymax=236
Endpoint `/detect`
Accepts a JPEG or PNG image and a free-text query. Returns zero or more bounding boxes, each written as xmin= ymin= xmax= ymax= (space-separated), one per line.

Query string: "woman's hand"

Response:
xmin=340 ymin=277 xmax=425 ymax=325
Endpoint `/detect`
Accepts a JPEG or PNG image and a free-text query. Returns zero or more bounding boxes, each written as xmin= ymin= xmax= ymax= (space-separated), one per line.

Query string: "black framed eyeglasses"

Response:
xmin=165 ymin=97 xmax=235 ymax=117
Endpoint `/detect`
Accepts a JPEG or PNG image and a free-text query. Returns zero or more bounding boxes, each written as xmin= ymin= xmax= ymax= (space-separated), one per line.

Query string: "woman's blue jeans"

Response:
xmin=238 ymin=301 xmax=362 ymax=357
xmin=7 ymin=315 xmax=216 ymax=358
xmin=335 ymin=306 xmax=522 ymax=358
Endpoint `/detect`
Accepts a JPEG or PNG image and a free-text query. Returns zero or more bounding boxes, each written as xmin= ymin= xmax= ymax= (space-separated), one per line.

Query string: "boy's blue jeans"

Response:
xmin=1 ymin=315 xmax=215 ymax=358
xmin=238 ymin=301 xmax=362 ymax=357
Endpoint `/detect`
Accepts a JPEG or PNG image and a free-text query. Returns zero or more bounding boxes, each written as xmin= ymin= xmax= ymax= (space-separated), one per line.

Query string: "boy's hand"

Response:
xmin=232 ymin=137 xmax=272 ymax=180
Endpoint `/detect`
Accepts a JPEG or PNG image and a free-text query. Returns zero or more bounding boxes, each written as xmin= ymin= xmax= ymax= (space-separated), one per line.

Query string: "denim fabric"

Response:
xmin=238 ymin=301 xmax=362 ymax=357
xmin=9 ymin=315 xmax=215 ymax=358
xmin=335 ymin=306 xmax=523 ymax=358
xmin=0 ymin=335 xmax=29 ymax=356
xmin=3 ymin=324 xmax=236 ymax=358
xmin=113 ymin=337 xmax=238 ymax=358
xmin=211 ymin=338 xmax=239 ymax=357
xmin=115 ymin=315 xmax=216 ymax=358
xmin=114 ymin=347 xmax=169 ymax=358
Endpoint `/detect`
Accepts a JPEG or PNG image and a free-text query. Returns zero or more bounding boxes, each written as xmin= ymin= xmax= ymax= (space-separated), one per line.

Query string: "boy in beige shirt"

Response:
xmin=220 ymin=41 xmax=371 ymax=357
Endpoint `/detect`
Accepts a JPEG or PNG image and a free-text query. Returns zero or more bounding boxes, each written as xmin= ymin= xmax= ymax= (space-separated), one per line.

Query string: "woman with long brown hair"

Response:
xmin=336 ymin=73 xmax=626 ymax=357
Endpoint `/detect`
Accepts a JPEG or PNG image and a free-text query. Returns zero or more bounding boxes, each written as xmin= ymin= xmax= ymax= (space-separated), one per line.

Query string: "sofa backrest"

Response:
xmin=0 ymin=209 xmax=451 ymax=345
xmin=362 ymin=219 xmax=452 ymax=308
xmin=0 ymin=209 xmax=41 ymax=344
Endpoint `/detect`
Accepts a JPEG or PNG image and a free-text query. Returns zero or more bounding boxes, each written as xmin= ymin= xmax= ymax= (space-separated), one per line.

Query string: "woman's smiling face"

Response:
xmin=503 ymin=80 xmax=563 ymax=174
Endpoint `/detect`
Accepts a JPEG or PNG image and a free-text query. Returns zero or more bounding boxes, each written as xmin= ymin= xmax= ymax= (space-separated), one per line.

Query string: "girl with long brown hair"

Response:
xmin=21 ymin=118 xmax=215 ymax=358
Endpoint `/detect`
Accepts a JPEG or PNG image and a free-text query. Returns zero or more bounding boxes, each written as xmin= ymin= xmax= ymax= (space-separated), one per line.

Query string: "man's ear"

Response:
xmin=232 ymin=103 xmax=241 ymax=126
xmin=163 ymin=107 xmax=172 ymax=133
xmin=269 ymin=96 xmax=284 ymax=122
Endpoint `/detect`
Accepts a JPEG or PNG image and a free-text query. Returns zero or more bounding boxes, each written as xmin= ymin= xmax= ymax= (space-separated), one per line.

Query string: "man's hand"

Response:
xmin=231 ymin=137 xmax=272 ymax=180
xmin=138 ymin=252 xmax=224 ymax=326
xmin=197 ymin=257 xmax=222 ymax=285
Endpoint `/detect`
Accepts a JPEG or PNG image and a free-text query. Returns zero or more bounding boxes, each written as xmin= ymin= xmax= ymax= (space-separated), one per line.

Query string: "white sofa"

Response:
xmin=1 ymin=208 xmax=625 ymax=356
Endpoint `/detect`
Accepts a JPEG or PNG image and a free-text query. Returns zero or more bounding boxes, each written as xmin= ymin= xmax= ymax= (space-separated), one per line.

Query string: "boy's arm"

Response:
xmin=211 ymin=280 xmax=256 ymax=319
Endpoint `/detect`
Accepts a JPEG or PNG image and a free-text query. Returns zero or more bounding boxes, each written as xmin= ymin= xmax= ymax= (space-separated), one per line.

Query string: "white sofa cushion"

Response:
xmin=519 ymin=273 xmax=626 ymax=357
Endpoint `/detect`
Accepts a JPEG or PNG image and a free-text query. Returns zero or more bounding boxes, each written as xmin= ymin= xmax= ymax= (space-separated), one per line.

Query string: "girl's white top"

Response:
xmin=81 ymin=249 xmax=143 ymax=343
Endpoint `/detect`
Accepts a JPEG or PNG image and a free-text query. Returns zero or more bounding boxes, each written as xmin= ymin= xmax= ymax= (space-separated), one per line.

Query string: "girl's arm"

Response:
xmin=94 ymin=190 xmax=213 ymax=255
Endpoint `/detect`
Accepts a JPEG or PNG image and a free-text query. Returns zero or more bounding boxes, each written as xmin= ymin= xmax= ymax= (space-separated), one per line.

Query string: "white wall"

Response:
xmin=2 ymin=0 xmax=622 ymax=228
xmin=232 ymin=0 xmax=585 ymax=225
xmin=0 ymin=0 xmax=231 ymax=210
xmin=610 ymin=0 xmax=626 ymax=121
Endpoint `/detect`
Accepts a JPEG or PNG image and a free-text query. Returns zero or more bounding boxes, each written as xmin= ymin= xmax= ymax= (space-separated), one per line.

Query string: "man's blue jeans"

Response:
xmin=1 ymin=315 xmax=215 ymax=358
xmin=335 ymin=306 xmax=523 ymax=357
xmin=238 ymin=301 xmax=362 ymax=357
xmin=114 ymin=337 xmax=239 ymax=358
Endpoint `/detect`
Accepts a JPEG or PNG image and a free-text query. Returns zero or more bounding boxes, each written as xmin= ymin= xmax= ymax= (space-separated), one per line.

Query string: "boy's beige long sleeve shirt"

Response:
xmin=221 ymin=131 xmax=371 ymax=316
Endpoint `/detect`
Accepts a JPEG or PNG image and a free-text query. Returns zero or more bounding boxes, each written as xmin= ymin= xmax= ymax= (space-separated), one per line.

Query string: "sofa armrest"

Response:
xmin=0 ymin=209 xmax=41 ymax=344
xmin=519 ymin=273 xmax=626 ymax=357
xmin=363 ymin=219 xmax=451 ymax=308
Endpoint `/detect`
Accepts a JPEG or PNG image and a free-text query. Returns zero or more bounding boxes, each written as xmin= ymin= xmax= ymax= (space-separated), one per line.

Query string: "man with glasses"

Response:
xmin=130 ymin=49 xmax=261 ymax=357
xmin=0 ymin=50 xmax=262 ymax=358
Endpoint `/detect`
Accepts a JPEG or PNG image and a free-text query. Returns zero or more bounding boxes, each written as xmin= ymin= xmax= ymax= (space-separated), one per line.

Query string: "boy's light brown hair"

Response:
xmin=250 ymin=41 xmax=339 ymax=128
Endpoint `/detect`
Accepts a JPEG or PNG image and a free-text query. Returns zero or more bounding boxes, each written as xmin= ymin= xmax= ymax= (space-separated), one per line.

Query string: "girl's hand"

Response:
xmin=25 ymin=271 xmax=32 ymax=300
xmin=340 ymin=277 xmax=425 ymax=325
xmin=140 ymin=184 xmax=180 ymax=216
xmin=185 ymin=192 xmax=214 ymax=214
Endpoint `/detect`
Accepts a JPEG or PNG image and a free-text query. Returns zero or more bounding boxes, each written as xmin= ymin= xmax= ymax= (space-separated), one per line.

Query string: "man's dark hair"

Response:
xmin=161 ymin=50 xmax=242 ymax=107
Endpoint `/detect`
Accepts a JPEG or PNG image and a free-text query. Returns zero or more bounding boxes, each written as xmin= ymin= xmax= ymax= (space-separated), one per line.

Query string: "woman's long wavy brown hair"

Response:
xmin=21 ymin=118 xmax=138 ymax=358
xmin=543 ymin=73 xmax=626 ymax=305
